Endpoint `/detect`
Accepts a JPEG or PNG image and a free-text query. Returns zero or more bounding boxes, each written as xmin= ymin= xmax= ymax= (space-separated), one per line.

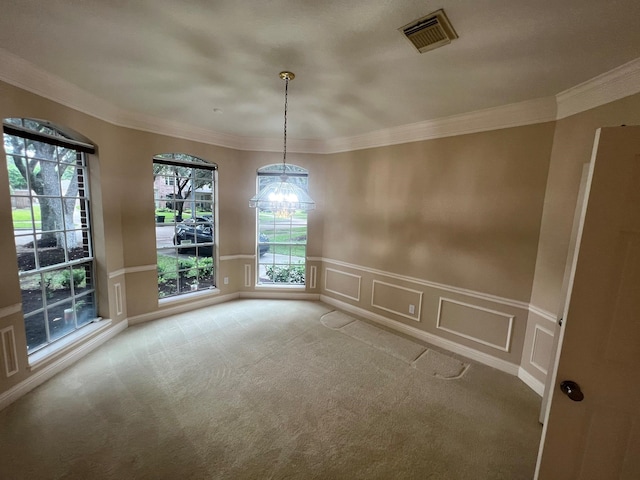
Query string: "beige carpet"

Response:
xmin=321 ymin=311 xmax=469 ymax=378
xmin=0 ymin=299 xmax=542 ymax=479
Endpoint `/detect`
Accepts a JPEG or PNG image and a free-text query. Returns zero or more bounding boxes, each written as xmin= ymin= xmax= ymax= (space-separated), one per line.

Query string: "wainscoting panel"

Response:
xmin=436 ymin=298 xmax=514 ymax=352
xmin=309 ymin=265 xmax=317 ymax=289
xmin=371 ymin=280 xmax=422 ymax=321
xmin=324 ymin=268 xmax=361 ymax=301
xmin=244 ymin=264 xmax=252 ymax=288
xmin=530 ymin=324 xmax=554 ymax=375
xmin=1 ymin=326 xmax=19 ymax=378
xmin=519 ymin=307 xmax=557 ymax=396
xmin=114 ymin=283 xmax=123 ymax=316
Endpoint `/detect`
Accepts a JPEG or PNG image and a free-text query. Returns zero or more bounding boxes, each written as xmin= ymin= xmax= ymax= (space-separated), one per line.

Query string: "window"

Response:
xmin=256 ymin=164 xmax=309 ymax=286
xmin=3 ymin=118 xmax=97 ymax=353
xmin=153 ymin=154 xmax=217 ymax=298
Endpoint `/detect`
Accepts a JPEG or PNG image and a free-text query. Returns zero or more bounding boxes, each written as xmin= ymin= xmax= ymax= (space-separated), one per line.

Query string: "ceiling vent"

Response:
xmin=400 ymin=9 xmax=458 ymax=54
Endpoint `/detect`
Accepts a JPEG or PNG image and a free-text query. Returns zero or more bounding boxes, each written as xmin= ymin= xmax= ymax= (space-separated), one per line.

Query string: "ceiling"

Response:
xmin=1 ymin=0 xmax=640 ymax=142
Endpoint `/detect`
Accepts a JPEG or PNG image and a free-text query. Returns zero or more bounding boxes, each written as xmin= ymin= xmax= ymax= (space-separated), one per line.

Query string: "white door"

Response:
xmin=536 ymin=126 xmax=640 ymax=479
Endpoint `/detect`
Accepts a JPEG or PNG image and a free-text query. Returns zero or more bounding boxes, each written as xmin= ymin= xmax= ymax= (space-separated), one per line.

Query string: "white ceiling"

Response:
xmin=1 ymin=0 xmax=640 ymax=142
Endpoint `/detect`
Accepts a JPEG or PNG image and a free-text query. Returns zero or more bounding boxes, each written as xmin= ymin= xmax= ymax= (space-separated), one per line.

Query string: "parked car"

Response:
xmin=173 ymin=216 xmax=213 ymax=255
xmin=257 ymin=233 xmax=269 ymax=257
xmin=173 ymin=216 xmax=270 ymax=256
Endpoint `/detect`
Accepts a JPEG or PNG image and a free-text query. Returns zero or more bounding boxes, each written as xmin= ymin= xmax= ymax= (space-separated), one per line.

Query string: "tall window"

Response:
xmin=153 ymin=154 xmax=217 ymax=298
xmin=3 ymin=118 xmax=97 ymax=353
xmin=256 ymin=164 xmax=309 ymax=286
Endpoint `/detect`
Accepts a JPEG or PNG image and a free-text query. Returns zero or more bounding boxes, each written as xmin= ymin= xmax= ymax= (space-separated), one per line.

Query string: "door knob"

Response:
xmin=560 ymin=380 xmax=584 ymax=402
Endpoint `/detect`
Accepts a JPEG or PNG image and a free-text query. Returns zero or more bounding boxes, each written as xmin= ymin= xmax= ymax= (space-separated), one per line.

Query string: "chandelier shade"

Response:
xmin=249 ymin=174 xmax=316 ymax=214
xmin=249 ymin=71 xmax=315 ymax=216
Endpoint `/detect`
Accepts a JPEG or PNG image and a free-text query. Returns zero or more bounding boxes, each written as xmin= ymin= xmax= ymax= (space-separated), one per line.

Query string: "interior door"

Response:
xmin=539 ymin=163 xmax=590 ymax=424
xmin=535 ymin=126 xmax=640 ymax=479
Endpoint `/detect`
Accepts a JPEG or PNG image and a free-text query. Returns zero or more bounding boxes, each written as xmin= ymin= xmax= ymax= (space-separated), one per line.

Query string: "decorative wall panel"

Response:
xmin=437 ymin=298 xmax=514 ymax=352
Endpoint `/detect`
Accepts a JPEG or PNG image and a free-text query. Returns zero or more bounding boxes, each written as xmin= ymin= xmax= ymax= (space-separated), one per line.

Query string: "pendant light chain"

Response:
xmin=282 ymin=75 xmax=289 ymax=173
xmin=249 ymin=71 xmax=315 ymax=214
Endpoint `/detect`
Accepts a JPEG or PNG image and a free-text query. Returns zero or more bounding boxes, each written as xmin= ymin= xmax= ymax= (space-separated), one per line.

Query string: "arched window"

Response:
xmin=3 ymin=118 xmax=97 ymax=353
xmin=153 ymin=153 xmax=217 ymax=298
xmin=255 ymin=163 xmax=309 ymax=286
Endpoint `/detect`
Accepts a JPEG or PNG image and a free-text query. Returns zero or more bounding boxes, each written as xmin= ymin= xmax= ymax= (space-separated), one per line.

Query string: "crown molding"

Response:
xmin=112 ymin=113 xmax=327 ymax=153
xmin=0 ymin=48 xmax=121 ymax=124
xmin=2 ymin=47 xmax=639 ymax=154
xmin=321 ymin=97 xmax=558 ymax=154
xmin=114 ymin=107 xmax=254 ymax=151
xmin=556 ymin=56 xmax=640 ymax=119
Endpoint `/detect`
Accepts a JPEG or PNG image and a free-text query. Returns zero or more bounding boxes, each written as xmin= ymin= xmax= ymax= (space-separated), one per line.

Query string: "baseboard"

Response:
xmin=320 ymin=295 xmax=520 ymax=376
xmin=129 ymin=292 xmax=240 ymax=325
xmin=518 ymin=367 xmax=545 ymax=397
xmin=129 ymin=291 xmax=320 ymax=326
xmin=0 ymin=319 xmax=128 ymax=411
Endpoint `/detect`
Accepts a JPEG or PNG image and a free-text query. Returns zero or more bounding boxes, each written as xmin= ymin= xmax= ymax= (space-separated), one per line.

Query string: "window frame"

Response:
xmin=153 ymin=154 xmax=218 ymax=299
xmin=3 ymin=118 xmax=97 ymax=354
xmin=255 ymin=163 xmax=309 ymax=287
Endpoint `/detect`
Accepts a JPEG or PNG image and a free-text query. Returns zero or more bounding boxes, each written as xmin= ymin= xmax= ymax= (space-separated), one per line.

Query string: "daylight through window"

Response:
xmin=256 ymin=164 xmax=309 ymax=286
xmin=153 ymin=154 xmax=217 ymax=298
xmin=3 ymin=118 xmax=97 ymax=353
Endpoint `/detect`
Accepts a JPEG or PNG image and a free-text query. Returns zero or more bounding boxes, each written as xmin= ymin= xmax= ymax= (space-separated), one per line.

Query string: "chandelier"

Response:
xmin=249 ymin=71 xmax=315 ymax=217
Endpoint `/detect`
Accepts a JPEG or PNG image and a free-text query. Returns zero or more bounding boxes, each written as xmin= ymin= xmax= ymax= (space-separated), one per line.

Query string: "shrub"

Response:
xmin=265 ymin=265 xmax=305 ymax=284
xmin=60 ymin=268 xmax=85 ymax=289
xmin=197 ymin=257 xmax=214 ymax=279
xmin=178 ymin=257 xmax=198 ymax=280
xmin=157 ymin=255 xmax=215 ymax=294
xmin=157 ymin=255 xmax=178 ymax=285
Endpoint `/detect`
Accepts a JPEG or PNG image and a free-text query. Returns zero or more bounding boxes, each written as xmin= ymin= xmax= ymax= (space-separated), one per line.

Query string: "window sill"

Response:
xmin=254 ymin=284 xmax=307 ymax=290
xmin=28 ymin=318 xmax=112 ymax=371
xmin=158 ymin=288 xmax=221 ymax=307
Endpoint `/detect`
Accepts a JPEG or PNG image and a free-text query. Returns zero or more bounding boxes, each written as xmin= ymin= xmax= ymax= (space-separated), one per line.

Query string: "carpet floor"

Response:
xmin=0 ymin=299 xmax=542 ymax=479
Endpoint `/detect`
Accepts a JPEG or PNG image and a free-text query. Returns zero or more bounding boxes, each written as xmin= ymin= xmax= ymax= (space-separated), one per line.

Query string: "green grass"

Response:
xmin=261 ymin=226 xmax=307 ymax=242
xmin=271 ymin=245 xmax=306 ymax=257
xmin=260 ymin=225 xmax=306 ymax=257
xmin=155 ymin=209 xmax=212 ymax=223
xmin=258 ymin=211 xmax=307 ymax=222
xmin=12 ymin=207 xmax=41 ymax=229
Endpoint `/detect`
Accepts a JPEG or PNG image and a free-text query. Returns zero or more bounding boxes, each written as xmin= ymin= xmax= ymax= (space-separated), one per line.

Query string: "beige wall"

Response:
xmin=321 ymin=124 xmax=555 ymax=302
xmin=318 ymin=124 xmax=555 ymax=368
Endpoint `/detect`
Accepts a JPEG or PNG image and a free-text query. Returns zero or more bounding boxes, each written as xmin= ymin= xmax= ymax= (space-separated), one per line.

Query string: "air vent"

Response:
xmin=400 ymin=9 xmax=458 ymax=54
